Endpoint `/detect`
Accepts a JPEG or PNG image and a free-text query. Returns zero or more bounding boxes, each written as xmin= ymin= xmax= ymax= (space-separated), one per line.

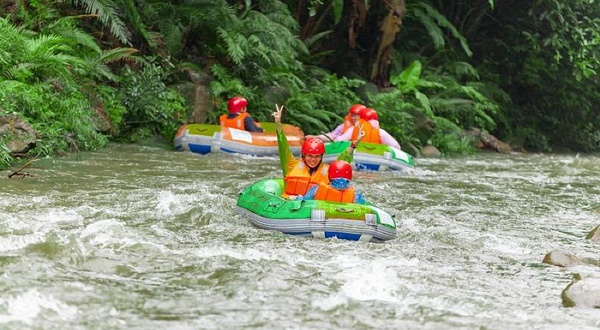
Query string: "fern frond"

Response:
xmin=97 ymin=47 xmax=138 ymax=64
xmin=413 ymin=7 xmax=445 ymax=49
xmin=217 ymin=28 xmax=246 ymax=65
xmin=413 ymin=2 xmax=473 ymax=56
xmin=71 ymin=0 xmax=131 ymax=44
xmin=46 ymin=17 xmax=102 ymax=53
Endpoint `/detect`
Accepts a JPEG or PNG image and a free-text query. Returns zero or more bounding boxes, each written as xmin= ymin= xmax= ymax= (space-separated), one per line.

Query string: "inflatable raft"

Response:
xmin=174 ymin=123 xmax=304 ymax=156
xmin=236 ymin=179 xmax=398 ymax=242
xmin=323 ymin=141 xmax=414 ymax=171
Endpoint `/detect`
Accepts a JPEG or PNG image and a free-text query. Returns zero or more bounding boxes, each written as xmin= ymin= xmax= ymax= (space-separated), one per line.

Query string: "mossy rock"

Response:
xmin=586 ymin=225 xmax=600 ymax=243
xmin=542 ymin=250 xmax=584 ymax=267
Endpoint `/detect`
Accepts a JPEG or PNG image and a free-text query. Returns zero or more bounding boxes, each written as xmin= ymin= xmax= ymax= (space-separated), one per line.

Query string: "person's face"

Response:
xmin=351 ymin=114 xmax=361 ymax=124
xmin=241 ymin=107 xmax=247 ymax=113
xmin=330 ymin=178 xmax=350 ymax=190
xmin=304 ymin=153 xmax=322 ymax=169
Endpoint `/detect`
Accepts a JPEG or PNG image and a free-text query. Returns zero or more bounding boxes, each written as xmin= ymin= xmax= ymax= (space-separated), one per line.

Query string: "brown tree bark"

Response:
xmin=348 ymin=0 xmax=368 ymax=49
xmin=370 ymin=0 xmax=406 ymax=87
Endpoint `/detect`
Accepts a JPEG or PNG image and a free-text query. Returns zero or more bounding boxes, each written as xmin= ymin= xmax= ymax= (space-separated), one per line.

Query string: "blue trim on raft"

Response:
xmin=356 ymin=163 xmax=381 ymax=171
xmin=189 ymin=144 xmax=211 ymax=154
xmin=281 ymin=232 xmax=362 ymax=241
xmin=220 ymin=147 xmax=237 ymax=154
xmin=325 ymin=232 xmax=361 ymax=241
xmin=221 ymin=147 xmax=261 ymax=155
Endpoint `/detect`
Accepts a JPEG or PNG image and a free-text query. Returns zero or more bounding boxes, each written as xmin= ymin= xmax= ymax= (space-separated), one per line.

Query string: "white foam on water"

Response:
xmin=0 ymin=232 xmax=45 ymax=252
xmin=193 ymin=246 xmax=276 ymax=262
xmin=0 ymin=208 xmax=85 ymax=252
xmin=482 ymin=233 xmax=532 ymax=256
xmin=150 ymin=182 xmax=234 ymax=219
xmin=313 ymin=255 xmax=418 ymax=310
xmin=33 ymin=209 xmax=84 ymax=225
xmin=155 ymin=190 xmax=181 ymax=215
xmin=79 ymin=218 xmax=170 ymax=255
xmin=0 ymin=289 xmax=78 ymax=325
xmin=80 ymin=219 xmax=125 ymax=239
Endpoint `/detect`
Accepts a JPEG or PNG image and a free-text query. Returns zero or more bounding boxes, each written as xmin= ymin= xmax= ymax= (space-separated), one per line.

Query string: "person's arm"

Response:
xmin=354 ymin=191 xmax=366 ymax=205
xmin=379 ymin=129 xmax=401 ymax=150
xmin=244 ymin=116 xmax=264 ymax=132
xmin=337 ymin=125 xmax=366 ymax=162
xmin=328 ymin=124 xmax=344 ymax=139
xmin=297 ymin=185 xmax=318 ymax=201
xmin=273 ymin=104 xmax=297 ymax=176
xmin=334 ymin=127 xmax=354 ymax=142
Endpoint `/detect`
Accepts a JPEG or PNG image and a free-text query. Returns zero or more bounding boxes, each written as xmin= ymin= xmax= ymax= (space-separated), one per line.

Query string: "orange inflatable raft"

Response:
xmin=174 ymin=123 xmax=304 ymax=156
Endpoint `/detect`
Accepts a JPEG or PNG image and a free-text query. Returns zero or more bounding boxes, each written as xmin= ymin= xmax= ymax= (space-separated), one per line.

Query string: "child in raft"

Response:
xmin=296 ymin=160 xmax=366 ymax=205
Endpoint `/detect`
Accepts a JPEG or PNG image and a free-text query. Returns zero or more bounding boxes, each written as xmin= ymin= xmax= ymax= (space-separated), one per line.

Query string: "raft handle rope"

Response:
xmin=365 ymin=213 xmax=377 ymax=227
xmin=311 ymin=209 xmax=326 ymax=222
xmin=336 ymin=207 xmax=356 ymax=213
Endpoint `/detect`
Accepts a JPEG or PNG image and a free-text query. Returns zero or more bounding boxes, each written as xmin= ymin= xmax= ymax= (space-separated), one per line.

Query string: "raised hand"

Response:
xmin=272 ymin=104 xmax=283 ymax=128
xmin=355 ymin=124 xmax=366 ymax=143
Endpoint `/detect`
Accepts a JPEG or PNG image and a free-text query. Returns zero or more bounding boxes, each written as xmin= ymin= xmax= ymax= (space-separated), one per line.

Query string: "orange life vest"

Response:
xmin=219 ymin=112 xmax=249 ymax=130
xmin=351 ymin=119 xmax=381 ymax=144
xmin=284 ymin=160 xmax=329 ymax=196
xmin=313 ymin=182 xmax=356 ymax=203
xmin=220 ymin=112 xmax=250 ymax=130
xmin=341 ymin=115 xmax=354 ymax=134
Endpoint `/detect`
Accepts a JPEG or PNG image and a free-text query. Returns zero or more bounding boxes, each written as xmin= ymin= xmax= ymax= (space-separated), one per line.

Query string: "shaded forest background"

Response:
xmin=1 ymin=0 xmax=598 ymax=168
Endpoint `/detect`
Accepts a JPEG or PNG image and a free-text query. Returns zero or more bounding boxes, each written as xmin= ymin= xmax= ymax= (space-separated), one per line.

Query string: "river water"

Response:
xmin=0 ymin=144 xmax=598 ymax=329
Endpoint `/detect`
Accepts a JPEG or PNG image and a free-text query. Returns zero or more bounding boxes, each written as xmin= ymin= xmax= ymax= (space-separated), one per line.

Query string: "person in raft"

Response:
xmin=219 ymin=96 xmax=264 ymax=133
xmin=297 ymin=160 xmax=366 ymax=204
xmin=311 ymin=104 xmax=366 ymax=141
xmin=272 ymin=104 xmax=365 ymax=198
xmin=334 ymin=108 xmax=402 ymax=150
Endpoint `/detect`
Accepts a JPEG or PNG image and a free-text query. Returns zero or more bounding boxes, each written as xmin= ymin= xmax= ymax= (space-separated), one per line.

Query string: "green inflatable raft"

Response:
xmin=236 ymin=179 xmax=398 ymax=242
xmin=324 ymin=141 xmax=415 ymax=171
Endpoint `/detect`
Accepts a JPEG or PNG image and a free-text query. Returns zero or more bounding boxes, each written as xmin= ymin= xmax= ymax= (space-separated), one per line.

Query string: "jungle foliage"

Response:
xmin=0 ymin=0 xmax=598 ymax=169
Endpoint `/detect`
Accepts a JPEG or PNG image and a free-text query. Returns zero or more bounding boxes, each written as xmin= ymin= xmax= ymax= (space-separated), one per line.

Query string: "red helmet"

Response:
xmin=348 ymin=104 xmax=367 ymax=115
xmin=301 ymin=138 xmax=325 ymax=155
xmin=227 ymin=96 xmax=248 ymax=114
xmin=361 ymin=108 xmax=378 ymax=121
xmin=329 ymin=160 xmax=352 ymax=180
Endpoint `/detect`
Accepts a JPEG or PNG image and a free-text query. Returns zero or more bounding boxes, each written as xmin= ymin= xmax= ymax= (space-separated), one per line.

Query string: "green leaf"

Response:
xmin=304 ymin=30 xmax=333 ymax=49
xmin=416 ymin=79 xmax=446 ymax=89
xmin=415 ymin=2 xmax=473 ymax=57
xmin=392 ymin=60 xmax=422 ymax=92
xmin=332 ymin=0 xmax=343 ymax=24
xmin=413 ymin=8 xmax=445 ymax=49
xmin=415 ymin=91 xmax=434 ymax=117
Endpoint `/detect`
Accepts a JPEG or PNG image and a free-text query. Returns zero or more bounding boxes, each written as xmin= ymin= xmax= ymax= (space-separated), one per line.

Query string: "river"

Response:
xmin=1 ymin=144 xmax=599 ymax=329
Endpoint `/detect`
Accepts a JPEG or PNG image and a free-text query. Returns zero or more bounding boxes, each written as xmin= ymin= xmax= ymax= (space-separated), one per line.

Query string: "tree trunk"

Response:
xmin=370 ymin=0 xmax=406 ymax=87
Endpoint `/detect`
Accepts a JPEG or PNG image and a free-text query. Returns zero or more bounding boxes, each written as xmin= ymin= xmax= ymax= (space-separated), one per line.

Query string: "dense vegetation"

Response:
xmin=0 ymin=0 xmax=598 ymax=169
